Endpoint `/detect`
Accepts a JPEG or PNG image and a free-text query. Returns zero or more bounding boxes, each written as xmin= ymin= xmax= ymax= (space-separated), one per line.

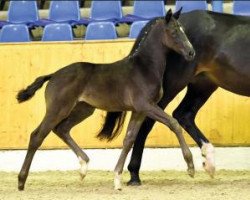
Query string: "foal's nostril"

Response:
xmin=189 ymin=50 xmax=195 ymax=58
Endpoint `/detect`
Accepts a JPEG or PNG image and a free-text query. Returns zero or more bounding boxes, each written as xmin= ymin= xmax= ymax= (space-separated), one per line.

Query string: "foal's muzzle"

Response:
xmin=183 ymin=49 xmax=195 ymax=61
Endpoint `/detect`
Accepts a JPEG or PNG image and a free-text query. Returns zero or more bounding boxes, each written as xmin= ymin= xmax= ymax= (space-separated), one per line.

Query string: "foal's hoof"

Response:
xmin=114 ymin=182 xmax=122 ymax=190
xmin=127 ymin=179 xmax=142 ymax=186
xmin=18 ymin=183 xmax=24 ymax=191
xmin=78 ymin=157 xmax=88 ymax=180
xmin=187 ymin=168 xmax=195 ymax=178
xmin=114 ymin=172 xmax=122 ymax=191
xmin=79 ymin=172 xmax=87 ymax=180
xmin=114 ymin=185 xmax=122 ymax=191
xmin=203 ymin=161 xmax=215 ymax=178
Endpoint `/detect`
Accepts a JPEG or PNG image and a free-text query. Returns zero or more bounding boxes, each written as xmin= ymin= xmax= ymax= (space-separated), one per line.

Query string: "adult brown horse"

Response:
xmin=17 ymin=9 xmax=195 ymax=191
xmin=101 ymin=10 xmax=250 ymax=185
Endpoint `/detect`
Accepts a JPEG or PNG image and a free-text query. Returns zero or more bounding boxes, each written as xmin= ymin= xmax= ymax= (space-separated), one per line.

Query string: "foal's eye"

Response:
xmin=172 ymin=29 xmax=178 ymax=35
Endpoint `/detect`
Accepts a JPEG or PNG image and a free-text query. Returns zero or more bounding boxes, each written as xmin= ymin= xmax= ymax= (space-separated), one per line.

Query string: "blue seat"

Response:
xmin=0 ymin=24 xmax=30 ymax=42
xmin=212 ymin=0 xmax=223 ymax=13
xmin=175 ymin=0 xmax=208 ymax=13
xmin=85 ymin=22 xmax=117 ymax=40
xmin=129 ymin=21 xmax=148 ymax=39
xmin=7 ymin=1 xmax=39 ymax=23
xmin=42 ymin=23 xmax=73 ymax=41
xmin=133 ymin=0 xmax=165 ymax=19
xmin=90 ymin=1 xmax=123 ymax=21
xmin=49 ymin=1 xmax=80 ymax=22
xmin=233 ymin=1 xmax=250 ymax=16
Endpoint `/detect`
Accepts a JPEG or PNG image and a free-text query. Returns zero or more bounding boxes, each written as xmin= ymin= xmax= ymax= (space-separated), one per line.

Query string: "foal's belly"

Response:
xmin=78 ymin=94 xmax=132 ymax=111
xmin=78 ymin=84 xmax=133 ymax=111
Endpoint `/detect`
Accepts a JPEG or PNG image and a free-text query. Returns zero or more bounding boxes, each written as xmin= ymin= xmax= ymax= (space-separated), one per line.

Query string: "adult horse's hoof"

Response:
xmin=201 ymin=143 xmax=215 ymax=178
xmin=203 ymin=161 xmax=215 ymax=178
xmin=127 ymin=179 xmax=142 ymax=186
xmin=127 ymin=172 xmax=142 ymax=186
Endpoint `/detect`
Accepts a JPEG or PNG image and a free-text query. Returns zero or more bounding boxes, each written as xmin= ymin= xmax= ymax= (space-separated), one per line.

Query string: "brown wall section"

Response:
xmin=0 ymin=40 xmax=249 ymax=149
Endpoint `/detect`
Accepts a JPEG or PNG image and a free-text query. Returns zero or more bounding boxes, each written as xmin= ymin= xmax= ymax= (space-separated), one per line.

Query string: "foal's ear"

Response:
xmin=173 ymin=7 xmax=183 ymax=19
xmin=165 ymin=9 xmax=173 ymax=23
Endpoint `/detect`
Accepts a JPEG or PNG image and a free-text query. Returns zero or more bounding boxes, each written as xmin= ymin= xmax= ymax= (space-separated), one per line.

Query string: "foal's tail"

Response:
xmin=97 ymin=112 xmax=127 ymax=141
xmin=16 ymin=74 xmax=53 ymax=103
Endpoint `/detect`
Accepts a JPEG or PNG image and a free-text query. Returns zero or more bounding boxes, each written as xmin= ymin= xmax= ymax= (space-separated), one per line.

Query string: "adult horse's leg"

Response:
xmin=173 ymin=74 xmax=218 ymax=177
xmin=127 ymin=117 xmax=154 ymax=185
xmin=114 ymin=112 xmax=145 ymax=190
xmin=144 ymin=104 xmax=195 ymax=177
xmin=53 ymin=101 xmax=95 ymax=179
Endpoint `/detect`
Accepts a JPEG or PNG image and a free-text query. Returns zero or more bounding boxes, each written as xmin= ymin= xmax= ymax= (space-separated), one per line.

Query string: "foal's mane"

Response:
xmin=129 ymin=17 xmax=163 ymax=58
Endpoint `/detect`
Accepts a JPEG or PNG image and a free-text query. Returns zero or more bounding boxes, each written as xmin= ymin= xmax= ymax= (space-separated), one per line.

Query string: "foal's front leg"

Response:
xmin=114 ymin=112 xmax=145 ymax=190
xmin=145 ymin=104 xmax=195 ymax=177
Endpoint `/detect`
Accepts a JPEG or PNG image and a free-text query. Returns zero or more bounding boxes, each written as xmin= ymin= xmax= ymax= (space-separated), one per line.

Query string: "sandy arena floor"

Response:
xmin=0 ymin=170 xmax=250 ymax=200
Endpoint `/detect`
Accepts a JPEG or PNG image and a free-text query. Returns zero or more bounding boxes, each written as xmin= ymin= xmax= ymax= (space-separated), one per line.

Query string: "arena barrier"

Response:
xmin=0 ymin=40 xmax=249 ymax=149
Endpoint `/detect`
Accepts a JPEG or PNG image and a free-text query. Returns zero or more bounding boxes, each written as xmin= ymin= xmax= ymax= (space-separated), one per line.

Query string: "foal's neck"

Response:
xmin=130 ymin=21 xmax=169 ymax=80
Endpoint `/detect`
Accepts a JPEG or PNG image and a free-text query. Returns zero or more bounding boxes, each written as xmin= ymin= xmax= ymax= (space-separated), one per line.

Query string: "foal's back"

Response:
xmin=46 ymin=59 xmax=143 ymax=111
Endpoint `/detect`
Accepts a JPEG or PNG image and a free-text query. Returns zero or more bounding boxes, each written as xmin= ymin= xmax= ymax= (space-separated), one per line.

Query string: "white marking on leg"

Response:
xmin=114 ymin=172 xmax=122 ymax=190
xmin=201 ymin=143 xmax=215 ymax=177
xmin=78 ymin=156 xmax=88 ymax=180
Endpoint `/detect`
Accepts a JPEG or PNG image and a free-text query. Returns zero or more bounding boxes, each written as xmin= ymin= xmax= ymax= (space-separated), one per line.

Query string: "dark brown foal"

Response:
xmin=17 ymin=9 xmax=195 ymax=190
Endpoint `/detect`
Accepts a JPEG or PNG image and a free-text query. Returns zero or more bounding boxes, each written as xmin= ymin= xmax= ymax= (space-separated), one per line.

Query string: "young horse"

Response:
xmin=121 ymin=10 xmax=250 ymax=185
xmin=17 ymin=10 xmax=195 ymax=191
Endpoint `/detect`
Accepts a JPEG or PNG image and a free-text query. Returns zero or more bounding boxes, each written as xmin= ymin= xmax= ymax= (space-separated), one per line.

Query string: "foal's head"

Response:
xmin=162 ymin=9 xmax=195 ymax=61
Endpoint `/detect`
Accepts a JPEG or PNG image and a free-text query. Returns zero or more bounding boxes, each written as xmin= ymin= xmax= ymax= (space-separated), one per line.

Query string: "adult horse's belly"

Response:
xmin=208 ymin=73 xmax=250 ymax=96
xmin=206 ymin=61 xmax=250 ymax=97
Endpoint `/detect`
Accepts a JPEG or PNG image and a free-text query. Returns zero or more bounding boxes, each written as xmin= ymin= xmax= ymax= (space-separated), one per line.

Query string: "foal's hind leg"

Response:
xmin=18 ymin=125 xmax=41 ymax=190
xmin=144 ymin=104 xmax=195 ymax=177
xmin=114 ymin=112 xmax=145 ymax=190
xmin=18 ymin=101 xmax=77 ymax=190
xmin=53 ymin=101 xmax=95 ymax=179
xmin=18 ymin=113 xmax=71 ymax=190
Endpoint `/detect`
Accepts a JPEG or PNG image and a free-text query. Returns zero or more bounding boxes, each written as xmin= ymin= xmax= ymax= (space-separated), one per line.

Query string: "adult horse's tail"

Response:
xmin=16 ymin=74 xmax=53 ymax=103
xmin=97 ymin=112 xmax=127 ymax=141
